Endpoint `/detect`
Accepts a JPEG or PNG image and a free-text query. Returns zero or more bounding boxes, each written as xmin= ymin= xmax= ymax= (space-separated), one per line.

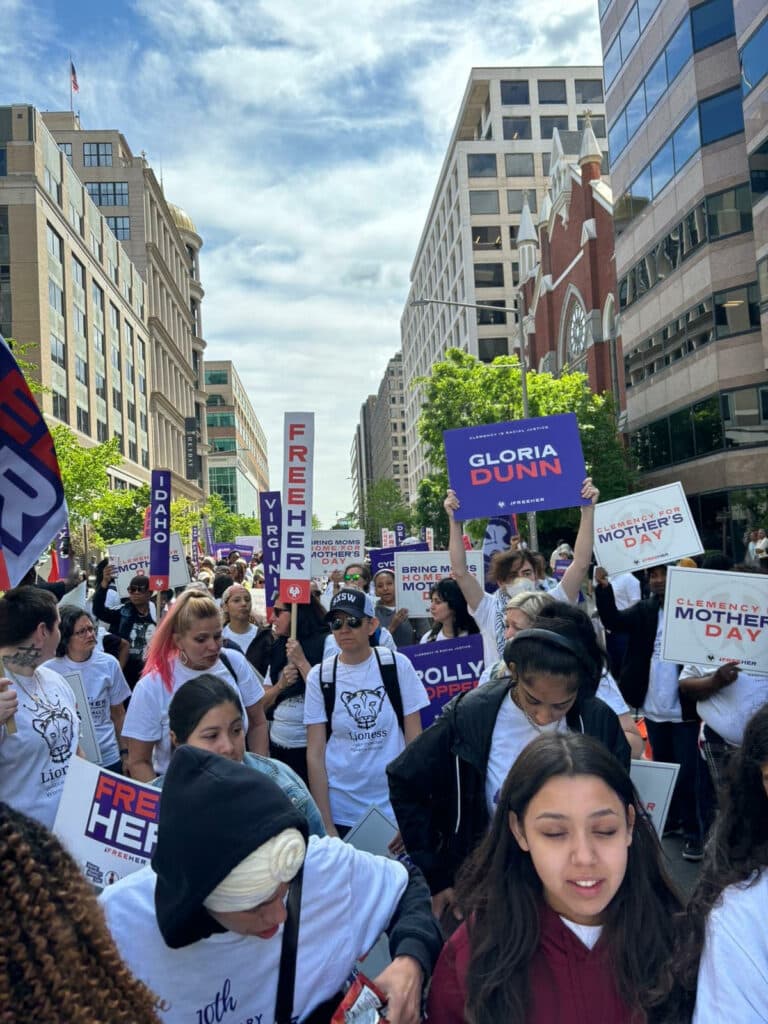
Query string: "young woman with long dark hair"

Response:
xmin=427 ymin=732 xmax=683 ymax=1024
xmin=421 ymin=578 xmax=480 ymax=643
xmin=677 ymin=704 xmax=768 ymax=1021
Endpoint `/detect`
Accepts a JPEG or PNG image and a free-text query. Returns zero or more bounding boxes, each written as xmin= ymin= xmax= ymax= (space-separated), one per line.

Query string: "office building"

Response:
xmin=400 ymin=66 xmax=608 ymax=500
xmin=370 ymin=353 xmax=410 ymax=502
xmin=350 ymin=395 xmax=377 ymax=522
xmin=43 ymin=111 xmax=208 ymax=502
xmin=0 ymin=104 xmax=150 ymax=489
xmin=203 ymin=360 xmax=268 ymax=517
xmin=600 ymin=0 xmax=768 ymax=556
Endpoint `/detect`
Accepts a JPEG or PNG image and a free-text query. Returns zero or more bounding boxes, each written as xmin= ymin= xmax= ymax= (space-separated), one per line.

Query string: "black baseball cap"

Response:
xmin=326 ymin=588 xmax=368 ymax=621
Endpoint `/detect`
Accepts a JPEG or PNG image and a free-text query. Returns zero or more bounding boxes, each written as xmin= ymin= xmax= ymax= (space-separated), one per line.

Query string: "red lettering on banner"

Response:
xmin=287 ymin=488 xmax=305 ymax=504
xmin=288 ymin=445 xmax=307 ymax=462
xmin=288 ymin=466 xmax=306 ymax=484
xmin=469 ymin=459 xmax=562 ymax=486
xmin=288 ymin=424 xmax=306 ymax=440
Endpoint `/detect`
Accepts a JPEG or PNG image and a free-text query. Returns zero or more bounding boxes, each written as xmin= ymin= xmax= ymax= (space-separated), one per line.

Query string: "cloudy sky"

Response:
xmin=1 ymin=0 xmax=603 ymax=526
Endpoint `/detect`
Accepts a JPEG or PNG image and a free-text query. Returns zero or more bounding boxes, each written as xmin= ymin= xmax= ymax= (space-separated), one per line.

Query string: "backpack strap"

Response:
xmin=275 ymin=864 xmax=303 ymax=1024
xmin=373 ymin=647 xmax=404 ymax=734
xmin=217 ymin=650 xmax=239 ymax=685
xmin=319 ymin=655 xmax=339 ymax=741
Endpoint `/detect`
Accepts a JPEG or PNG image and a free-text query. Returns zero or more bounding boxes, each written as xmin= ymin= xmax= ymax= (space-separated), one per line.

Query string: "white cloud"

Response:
xmin=3 ymin=0 xmax=604 ymax=525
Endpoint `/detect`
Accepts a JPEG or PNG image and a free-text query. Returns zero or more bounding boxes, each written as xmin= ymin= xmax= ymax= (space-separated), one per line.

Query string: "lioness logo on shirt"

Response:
xmin=341 ymin=687 xmax=385 ymax=730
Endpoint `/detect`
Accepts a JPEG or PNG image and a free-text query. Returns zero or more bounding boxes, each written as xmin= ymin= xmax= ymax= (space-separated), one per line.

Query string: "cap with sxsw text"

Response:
xmin=326 ymin=588 xmax=368 ymax=621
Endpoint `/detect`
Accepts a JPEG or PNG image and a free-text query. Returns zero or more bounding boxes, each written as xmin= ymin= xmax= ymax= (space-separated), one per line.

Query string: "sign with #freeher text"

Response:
xmin=398 ymin=635 xmax=484 ymax=728
xmin=279 ymin=412 xmax=314 ymax=604
xmin=54 ymin=757 xmax=160 ymax=890
xmin=593 ymin=482 xmax=703 ymax=576
xmin=661 ymin=567 xmax=768 ymax=673
xmin=443 ymin=413 xmax=588 ymax=520
xmin=394 ymin=550 xmax=484 ymax=618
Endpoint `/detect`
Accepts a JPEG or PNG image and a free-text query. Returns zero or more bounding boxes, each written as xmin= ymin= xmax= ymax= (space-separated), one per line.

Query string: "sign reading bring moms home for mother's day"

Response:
xmin=443 ymin=414 xmax=588 ymax=520
xmin=593 ymin=482 xmax=703 ymax=576
xmin=661 ymin=567 xmax=768 ymax=673
xmin=394 ymin=550 xmax=484 ymax=618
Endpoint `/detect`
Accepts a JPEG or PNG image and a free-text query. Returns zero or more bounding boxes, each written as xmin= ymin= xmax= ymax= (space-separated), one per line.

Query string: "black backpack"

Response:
xmin=319 ymin=647 xmax=405 ymax=739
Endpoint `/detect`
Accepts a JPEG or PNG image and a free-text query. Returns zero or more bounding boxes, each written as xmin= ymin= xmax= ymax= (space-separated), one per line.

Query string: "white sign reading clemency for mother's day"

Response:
xmin=661 ymin=567 xmax=768 ymax=673
xmin=593 ymin=482 xmax=702 ymax=576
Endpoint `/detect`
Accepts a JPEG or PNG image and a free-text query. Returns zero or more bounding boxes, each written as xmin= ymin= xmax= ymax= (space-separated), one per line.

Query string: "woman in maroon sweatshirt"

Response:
xmin=427 ymin=733 xmax=687 ymax=1024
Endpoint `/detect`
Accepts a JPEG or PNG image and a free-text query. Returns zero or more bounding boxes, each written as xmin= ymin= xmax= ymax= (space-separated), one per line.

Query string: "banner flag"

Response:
xmin=398 ymin=635 xmax=484 ymax=728
xmin=279 ymin=413 xmax=314 ymax=604
xmin=259 ymin=490 xmax=282 ymax=611
xmin=148 ymin=469 xmax=171 ymax=591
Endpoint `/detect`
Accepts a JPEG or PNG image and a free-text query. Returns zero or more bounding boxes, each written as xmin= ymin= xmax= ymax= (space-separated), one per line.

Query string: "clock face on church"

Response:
xmin=566 ymin=301 xmax=587 ymax=359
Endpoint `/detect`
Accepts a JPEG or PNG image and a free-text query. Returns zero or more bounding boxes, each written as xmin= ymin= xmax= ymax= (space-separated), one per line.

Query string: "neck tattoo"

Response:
xmin=4 ymin=644 xmax=43 ymax=671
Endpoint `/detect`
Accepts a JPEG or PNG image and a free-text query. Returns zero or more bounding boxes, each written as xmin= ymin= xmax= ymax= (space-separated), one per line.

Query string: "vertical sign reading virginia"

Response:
xmin=259 ymin=491 xmax=282 ymax=611
xmin=149 ymin=469 xmax=171 ymax=591
xmin=279 ymin=413 xmax=314 ymax=604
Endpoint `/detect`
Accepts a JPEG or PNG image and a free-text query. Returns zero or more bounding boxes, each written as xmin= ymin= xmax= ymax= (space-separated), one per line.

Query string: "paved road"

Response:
xmin=662 ymin=834 xmax=702 ymax=897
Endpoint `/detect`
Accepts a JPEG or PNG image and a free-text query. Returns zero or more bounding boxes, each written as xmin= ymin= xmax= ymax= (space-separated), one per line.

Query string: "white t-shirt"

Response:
xmin=681 ymin=664 xmax=768 ymax=746
xmin=0 ymin=666 xmax=80 ymax=829
xmin=693 ymin=869 xmax=768 ymax=1023
xmin=304 ymin=649 xmax=429 ymax=826
xmin=485 ymin=692 xmax=568 ymax=816
xmin=264 ymin=665 xmax=307 ymax=750
xmin=643 ymin=611 xmax=681 ymax=723
xmin=222 ymin=623 xmax=258 ymax=653
xmin=419 ymin=627 xmax=471 ymax=644
xmin=100 ymin=836 xmax=408 ymax=1024
xmin=470 ymin=585 xmax=568 ymax=667
xmin=122 ymin=650 xmax=265 ymax=774
xmin=44 ymin=651 xmax=130 ymax=765
xmin=561 ymin=918 xmax=603 ymax=950
xmin=609 ymin=572 xmax=641 ymax=611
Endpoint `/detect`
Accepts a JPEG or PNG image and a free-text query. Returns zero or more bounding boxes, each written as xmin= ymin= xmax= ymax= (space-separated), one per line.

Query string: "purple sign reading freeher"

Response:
xmin=148 ymin=469 xmax=171 ymax=591
xmin=369 ymin=543 xmax=428 ymax=576
xmin=259 ymin=490 xmax=282 ymax=611
xmin=399 ymin=635 xmax=484 ymax=728
xmin=444 ymin=413 xmax=588 ymax=520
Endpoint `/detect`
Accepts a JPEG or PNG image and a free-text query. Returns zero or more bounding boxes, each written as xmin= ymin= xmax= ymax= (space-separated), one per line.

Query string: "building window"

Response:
xmin=83 ymin=142 xmax=112 ymax=167
xmin=506 ymin=189 xmax=537 ymax=214
xmin=500 ymin=80 xmax=529 ymax=105
xmin=478 ymin=338 xmax=509 ymax=362
xmin=714 ymin=283 xmax=760 ymax=339
xmin=707 ymin=184 xmax=752 ymax=237
xmin=76 ymin=406 xmax=90 ymax=434
xmin=71 ymin=255 xmax=84 ymax=288
xmin=52 ymin=391 xmax=68 ymax=422
xmin=206 ymin=394 xmax=225 ymax=406
xmin=106 ymin=216 xmax=130 ymax=240
xmin=691 ymin=0 xmax=735 ymax=52
xmin=75 ymin=355 xmax=88 ymax=384
xmin=469 ymin=190 xmax=500 ymax=215
xmin=112 ymin=386 xmax=122 ymax=411
xmin=46 ymin=224 xmax=63 ymax=262
xmin=86 ymin=182 xmax=129 ymax=206
xmin=740 ymin=15 xmax=768 ymax=97
xmin=97 ymin=419 xmax=108 ymax=442
xmin=141 ymin=448 xmax=149 ymax=468
xmin=93 ymin=325 xmax=105 ymax=356
xmin=467 ymin=153 xmax=497 ymax=177
xmin=58 ymin=142 xmax=72 ymax=164
xmin=665 ymin=17 xmax=694 ymax=81
xmin=472 ymin=226 xmax=502 ymax=250
xmin=502 ymin=117 xmax=532 ymax=141
xmin=540 ymin=116 xmax=569 ymax=139
xmin=95 ymin=372 xmax=106 ymax=400
xmin=538 ymin=80 xmax=566 ymax=104
xmin=505 ymin=153 xmax=535 ymax=177
xmin=474 ymin=263 xmax=504 ymax=288
xmin=699 ymin=87 xmax=745 ymax=145
xmin=212 ymin=437 xmax=237 ymax=452
xmin=50 ymin=333 xmax=66 ymax=368
xmin=207 ymin=411 xmax=236 ymax=427
xmin=48 ymin=279 xmax=64 ymax=315
xmin=204 ymin=369 xmax=229 ymax=385
xmin=0 ymin=148 xmax=7 ymax=176
xmin=128 ymin=440 xmax=137 ymax=462
xmin=575 ymin=79 xmax=603 ymax=104
xmin=73 ymin=304 xmax=86 ymax=338
xmin=749 ymin=137 xmax=768 ymax=201
xmin=476 ymin=300 xmax=506 ymax=325
xmin=578 ymin=114 xmax=606 ymax=138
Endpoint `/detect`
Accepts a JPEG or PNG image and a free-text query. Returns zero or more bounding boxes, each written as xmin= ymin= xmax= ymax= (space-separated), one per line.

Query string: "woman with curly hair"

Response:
xmin=427 ymin=732 xmax=684 ymax=1024
xmin=678 ymin=704 xmax=768 ymax=1021
xmin=122 ymin=588 xmax=268 ymax=781
xmin=421 ymin=578 xmax=480 ymax=644
xmin=0 ymin=801 xmax=161 ymax=1024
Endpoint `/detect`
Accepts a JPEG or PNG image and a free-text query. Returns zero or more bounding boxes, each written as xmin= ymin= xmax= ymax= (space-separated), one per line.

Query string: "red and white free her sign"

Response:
xmin=279 ymin=412 xmax=315 ymax=604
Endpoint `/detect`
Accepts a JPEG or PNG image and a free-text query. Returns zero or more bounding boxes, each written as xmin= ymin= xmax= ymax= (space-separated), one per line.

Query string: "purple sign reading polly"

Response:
xmin=259 ymin=490 xmax=282 ymax=611
xmin=399 ymin=635 xmax=484 ymax=728
xmin=369 ymin=543 xmax=428 ymax=576
xmin=444 ymin=413 xmax=588 ymax=521
xmin=148 ymin=469 xmax=171 ymax=591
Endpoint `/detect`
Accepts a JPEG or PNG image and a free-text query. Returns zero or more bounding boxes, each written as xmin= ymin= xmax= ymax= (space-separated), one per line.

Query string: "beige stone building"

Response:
xmin=42 ymin=111 xmax=208 ymax=502
xmin=0 ymin=105 xmax=149 ymax=489
xmin=400 ymin=66 xmax=608 ymax=500
xmin=370 ymin=353 xmax=410 ymax=503
xmin=600 ymin=0 xmax=768 ymax=556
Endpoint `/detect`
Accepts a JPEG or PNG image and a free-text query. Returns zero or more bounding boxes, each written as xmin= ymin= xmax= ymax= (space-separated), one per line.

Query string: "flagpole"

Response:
xmin=69 ymin=54 xmax=73 ymax=112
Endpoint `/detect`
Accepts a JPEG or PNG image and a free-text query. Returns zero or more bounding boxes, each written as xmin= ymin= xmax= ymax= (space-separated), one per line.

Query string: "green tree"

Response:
xmin=413 ymin=474 xmax=448 ymax=549
xmin=360 ymin=479 xmax=412 ymax=547
xmin=96 ymin=484 xmax=150 ymax=544
xmin=416 ymin=349 xmax=634 ymax=550
xmin=50 ymin=424 xmax=123 ymax=527
xmin=6 ymin=338 xmax=47 ymax=395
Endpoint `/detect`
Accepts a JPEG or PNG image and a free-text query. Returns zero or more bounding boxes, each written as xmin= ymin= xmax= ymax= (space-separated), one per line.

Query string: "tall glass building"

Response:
xmin=599 ymin=0 xmax=768 ymax=558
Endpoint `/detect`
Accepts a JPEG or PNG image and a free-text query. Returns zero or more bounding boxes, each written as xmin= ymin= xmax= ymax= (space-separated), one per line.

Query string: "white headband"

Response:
xmin=203 ymin=828 xmax=306 ymax=913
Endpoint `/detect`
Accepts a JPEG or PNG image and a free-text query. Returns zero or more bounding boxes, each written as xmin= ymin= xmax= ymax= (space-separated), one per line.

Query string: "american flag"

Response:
xmin=70 ymin=61 xmax=79 ymax=93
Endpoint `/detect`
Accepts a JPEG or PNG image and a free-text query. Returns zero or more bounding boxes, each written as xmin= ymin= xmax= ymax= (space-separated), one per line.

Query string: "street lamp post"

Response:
xmin=410 ymin=294 xmax=538 ymax=551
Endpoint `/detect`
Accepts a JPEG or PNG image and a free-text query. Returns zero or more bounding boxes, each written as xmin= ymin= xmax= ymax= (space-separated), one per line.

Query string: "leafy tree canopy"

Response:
xmin=360 ymin=479 xmax=412 ymax=548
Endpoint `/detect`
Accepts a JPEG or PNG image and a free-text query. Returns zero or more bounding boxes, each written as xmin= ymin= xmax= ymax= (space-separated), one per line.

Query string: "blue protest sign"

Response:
xmin=443 ymin=413 xmax=588 ymax=520
xmin=399 ymin=635 xmax=484 ymax=728
xmin=259 ymin=490 xmax=282 ymax=611
xmin=148 ymin=469 xmax=171 ymax=591
xmin=394 ymin=522 xmax=406 ymax=545
xmin=369 ymin=543 xmax=427 ymax=576
xmin=190 ymin=525 xmax=200 ymax=573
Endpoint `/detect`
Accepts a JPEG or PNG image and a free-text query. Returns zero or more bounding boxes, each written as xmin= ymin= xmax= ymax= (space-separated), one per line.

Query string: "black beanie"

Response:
xmin=152 ymin=746 xmax=308 ymax=948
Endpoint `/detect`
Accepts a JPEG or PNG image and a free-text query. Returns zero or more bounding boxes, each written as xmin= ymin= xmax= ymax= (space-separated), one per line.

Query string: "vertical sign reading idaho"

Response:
xmin=279 ymin=413 xmax=314 ymax=604
xmin=148 ymin=469 xmax=171 ymax=591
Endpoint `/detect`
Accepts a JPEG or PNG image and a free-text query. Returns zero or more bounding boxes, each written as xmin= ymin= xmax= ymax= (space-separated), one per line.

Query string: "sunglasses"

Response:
xmin=344 ymin=573 xmax=362 ymax=581
xmin=330 ymin=616 xmax=364 ymax=631
xmin=128 ymin=585 xmax=149 ymax=593
xmin=272 ymin=607 xmax=290 ymax=615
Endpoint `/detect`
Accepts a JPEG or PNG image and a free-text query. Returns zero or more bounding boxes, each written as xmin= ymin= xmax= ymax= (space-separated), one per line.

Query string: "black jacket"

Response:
xmin=387 ymin=678 xmax=630 ymax=895
xmin=594 ymin=584 xmax=695 ymax=719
